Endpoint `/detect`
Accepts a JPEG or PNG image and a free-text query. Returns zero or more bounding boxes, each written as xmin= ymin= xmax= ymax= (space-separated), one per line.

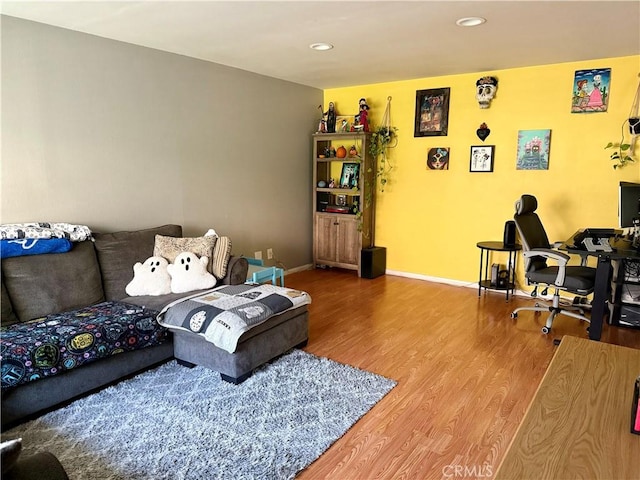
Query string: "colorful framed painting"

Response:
xmin=469 ymin=145 xmax=494 ymax=172
xmin=339 ymin=162 xmax=360 ymax=188
xmin=571 ymin=68 xmax=611 ymax=113
xmin=414 ymin=88 xmax=450 ymax=137
xmin=335 ymin=115 xmax=352 ymax=133
xmin=516 ymin=129 xmax=551 ymax=170
xmin=426 ymin=147 xmax=450 ymax=170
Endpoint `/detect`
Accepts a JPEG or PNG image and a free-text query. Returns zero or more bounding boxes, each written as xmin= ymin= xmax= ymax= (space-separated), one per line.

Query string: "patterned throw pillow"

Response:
xmin=211 ymin=236 xmax=232 ymax=280
xmin=154 ymin=235 xmax=217 ymax=274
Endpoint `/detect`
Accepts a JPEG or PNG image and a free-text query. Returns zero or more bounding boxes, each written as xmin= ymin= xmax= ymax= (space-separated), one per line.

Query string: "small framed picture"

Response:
xmin=414 ymin=87 xmax=450 ymax=137
xmin=516 ymin=129 xmax=551 ymax=170
xmin=340 ymin=162 xmax=360 ymax=188
xmin=470 ymin=145 xmax=494 ymax=172
xmin=427 ymin=147 xmax=450 ymax=170
xmin=336 ymin=115 xmax=352 ymax=133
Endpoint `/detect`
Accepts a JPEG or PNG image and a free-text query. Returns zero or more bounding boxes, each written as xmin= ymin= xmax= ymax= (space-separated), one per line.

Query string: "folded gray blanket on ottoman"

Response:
xmin=157 ymin=284 xmax=311 ymax=353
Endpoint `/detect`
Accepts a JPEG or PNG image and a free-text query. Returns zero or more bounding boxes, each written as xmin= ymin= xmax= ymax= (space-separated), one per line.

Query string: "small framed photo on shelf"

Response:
xmin=336 ymin=115 xmax=352 ymax=133
xmin=340 ymin=162 xmax=360 ymax=188
xmin=414 ymin=87 xmax=450 ymax=137
xmin=470 ymin=145 xmax=495 ymax=172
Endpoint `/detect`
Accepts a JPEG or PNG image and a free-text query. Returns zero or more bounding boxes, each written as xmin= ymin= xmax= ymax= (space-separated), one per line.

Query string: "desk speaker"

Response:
xmin=504 ymin=221 xmax=516 ymax=247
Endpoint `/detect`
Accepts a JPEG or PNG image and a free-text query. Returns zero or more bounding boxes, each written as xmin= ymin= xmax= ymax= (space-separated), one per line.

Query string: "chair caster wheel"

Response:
xmin=511 ymin=312 xmax=518 ymax=319
xmin=542 ymin=326 xmax=550 ymax=334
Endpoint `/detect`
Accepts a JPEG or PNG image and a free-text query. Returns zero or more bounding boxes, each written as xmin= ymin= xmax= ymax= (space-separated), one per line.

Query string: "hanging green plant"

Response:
xmin=606 ymin=118 xmax=638 ymax=169
xmin=368 ymin=125 xmax=398 ymax=191
xmin=607 ymin=77 xmax=640 ymax=169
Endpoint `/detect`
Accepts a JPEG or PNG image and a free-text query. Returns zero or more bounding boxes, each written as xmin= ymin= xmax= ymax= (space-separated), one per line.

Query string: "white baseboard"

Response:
xmin=284 ymin=263 xmax=314 ymax=275
xmin=385 ymin=269 xmax=537 ymax=298
xmin=288 ymin=265 xmax=564 ymax=301
xmin=385 ymin=269 xmax=475 ymax=288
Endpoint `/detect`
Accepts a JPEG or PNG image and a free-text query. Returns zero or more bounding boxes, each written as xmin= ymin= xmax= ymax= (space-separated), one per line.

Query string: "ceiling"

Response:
xmin=1 ymin=1 xmax=639 ymax=89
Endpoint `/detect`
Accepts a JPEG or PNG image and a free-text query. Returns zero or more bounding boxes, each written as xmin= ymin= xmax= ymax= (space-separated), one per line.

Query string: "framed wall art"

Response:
xmin=414 ymin=87 xmax=450 ymax=137
xmin=340 ymin=162 xmax=360 ymax=188
xmin=335 ymin=115 xmax=352 ymax=133
xmin=470 ymin=145 xmax=494 ymax=172
xmin=571 ymin=68 xmax=611 ymax=113
xmin=516 ymin=129 xmax=551 ymax=170
xmin=426 ymin=147 xmax=450 ymax=170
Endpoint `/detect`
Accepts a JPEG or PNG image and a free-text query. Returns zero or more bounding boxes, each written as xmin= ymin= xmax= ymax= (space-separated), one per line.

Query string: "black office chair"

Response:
xmin=510 ymin=194 xmax=597 ymax=334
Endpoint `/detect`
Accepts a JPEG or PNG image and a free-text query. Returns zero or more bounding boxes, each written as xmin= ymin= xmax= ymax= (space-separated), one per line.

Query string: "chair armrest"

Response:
xmin=524 ymin=248 xmax=570 ymax=286
xmin=523 ymin=248 xmax=570 ymax=263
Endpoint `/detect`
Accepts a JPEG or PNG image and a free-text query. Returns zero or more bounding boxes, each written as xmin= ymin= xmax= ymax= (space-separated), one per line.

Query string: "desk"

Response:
xmin=563 ymin=230 xmax=640 ymax=341
xmin=476 ymin=241 xmax=521 ymax=301
xmin=495 ymin=335 xmax=640 ymax=479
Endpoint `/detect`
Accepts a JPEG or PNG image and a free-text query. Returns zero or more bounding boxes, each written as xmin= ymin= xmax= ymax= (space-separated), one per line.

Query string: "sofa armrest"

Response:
xmin=220 ymin=256 xmax=249 ymax=285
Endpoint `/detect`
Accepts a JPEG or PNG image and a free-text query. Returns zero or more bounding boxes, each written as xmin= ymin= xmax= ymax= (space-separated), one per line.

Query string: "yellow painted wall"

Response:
xmin=325 ymin=56 xmax=640 ymax=288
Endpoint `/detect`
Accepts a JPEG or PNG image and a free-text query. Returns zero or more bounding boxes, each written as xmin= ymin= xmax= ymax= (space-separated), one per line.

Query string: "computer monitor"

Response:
xmin=619 ymin=181 xmax=640 ymax=228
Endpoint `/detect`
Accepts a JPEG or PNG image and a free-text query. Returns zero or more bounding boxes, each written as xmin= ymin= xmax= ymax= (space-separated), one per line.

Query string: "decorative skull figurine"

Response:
xmin=476 ymin=76 xmax=498 ymax=109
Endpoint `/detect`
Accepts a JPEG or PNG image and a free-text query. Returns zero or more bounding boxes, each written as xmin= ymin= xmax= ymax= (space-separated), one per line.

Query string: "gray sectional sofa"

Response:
xmin=0 ymin=224 xmax=257 ymax=429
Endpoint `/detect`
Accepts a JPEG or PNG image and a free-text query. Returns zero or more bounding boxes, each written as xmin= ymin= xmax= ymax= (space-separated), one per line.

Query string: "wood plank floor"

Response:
xmin=285 ymin=268 xmax=640 ymax=480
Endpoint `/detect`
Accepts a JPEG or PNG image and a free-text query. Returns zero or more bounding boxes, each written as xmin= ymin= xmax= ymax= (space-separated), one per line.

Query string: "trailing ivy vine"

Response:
xmin=368 ymin=125 xmax=398 ymax=192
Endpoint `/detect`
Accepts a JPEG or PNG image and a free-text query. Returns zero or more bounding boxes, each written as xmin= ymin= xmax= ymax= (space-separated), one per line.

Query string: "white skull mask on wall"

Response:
xmin=476 ymin=76 xmax=498 ymax=109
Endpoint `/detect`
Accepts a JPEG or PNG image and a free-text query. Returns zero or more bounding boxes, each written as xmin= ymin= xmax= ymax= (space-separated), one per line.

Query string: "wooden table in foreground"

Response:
xmin=495 ymin=335 xmax=640 ymax=480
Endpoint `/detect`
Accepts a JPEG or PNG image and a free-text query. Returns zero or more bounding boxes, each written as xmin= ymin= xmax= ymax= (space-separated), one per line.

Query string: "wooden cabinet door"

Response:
xmin=315 ymin=214 xmax=337 ymax=264
xmin=336 ymin=217 xmax=359 ymax=265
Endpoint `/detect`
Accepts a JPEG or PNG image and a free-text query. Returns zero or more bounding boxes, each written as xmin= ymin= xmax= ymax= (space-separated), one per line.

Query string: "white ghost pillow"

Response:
xmin=125 ymin=256 xmax=172 ymax=296
xmin=167 ymin=252 xmax=217 ymax=294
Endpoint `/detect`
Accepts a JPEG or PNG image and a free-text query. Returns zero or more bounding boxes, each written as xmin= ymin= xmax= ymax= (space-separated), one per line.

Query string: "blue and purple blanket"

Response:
xmin=1 ymin=301 xmax=167 ymax=389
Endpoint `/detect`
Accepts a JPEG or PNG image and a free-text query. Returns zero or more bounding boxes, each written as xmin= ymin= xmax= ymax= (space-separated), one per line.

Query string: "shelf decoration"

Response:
xmin=351 ymin=98 xmax=370 ymax=132
xmin=340 ymin=163 xmax=360 ymax=189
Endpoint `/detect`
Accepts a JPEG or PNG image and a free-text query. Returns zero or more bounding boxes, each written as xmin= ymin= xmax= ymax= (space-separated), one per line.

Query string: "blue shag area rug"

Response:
xmin=5 ymin=350 xmax=396 ymax=479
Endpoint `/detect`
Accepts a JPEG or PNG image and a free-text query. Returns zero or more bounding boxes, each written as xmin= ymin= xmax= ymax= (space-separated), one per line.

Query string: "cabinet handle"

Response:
xmin=333 ymin=222 xmax=339 ymax=225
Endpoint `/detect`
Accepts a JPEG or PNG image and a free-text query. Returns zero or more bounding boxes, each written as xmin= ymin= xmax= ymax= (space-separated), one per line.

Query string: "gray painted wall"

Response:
xmin=1 ymin=16 xmax=321 ymax=269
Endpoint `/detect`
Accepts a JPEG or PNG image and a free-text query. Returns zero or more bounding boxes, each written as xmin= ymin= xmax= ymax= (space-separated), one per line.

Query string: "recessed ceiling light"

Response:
xmin=310 ymin=43 xmax=334 ymax=51
xmin=456 ymin=17 xmax=486 ymax=27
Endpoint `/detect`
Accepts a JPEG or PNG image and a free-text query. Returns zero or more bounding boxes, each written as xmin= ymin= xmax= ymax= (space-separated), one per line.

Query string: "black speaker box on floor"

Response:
xmin=361 ymin=246 xmax=386 ymax=279
xmin=503 ymin=220 xmax=516 ymax=247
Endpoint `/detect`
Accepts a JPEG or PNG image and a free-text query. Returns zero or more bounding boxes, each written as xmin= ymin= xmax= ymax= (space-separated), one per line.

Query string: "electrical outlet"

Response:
xmin=267 ymin=248 xmax=273 ymax=260
xmin=254 ymin=250 xmax=262 ymax=261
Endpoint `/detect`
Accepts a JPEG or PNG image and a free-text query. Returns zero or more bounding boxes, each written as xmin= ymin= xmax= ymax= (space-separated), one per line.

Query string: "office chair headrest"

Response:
xmin=515 ymin=194 xmax=538 ymax=215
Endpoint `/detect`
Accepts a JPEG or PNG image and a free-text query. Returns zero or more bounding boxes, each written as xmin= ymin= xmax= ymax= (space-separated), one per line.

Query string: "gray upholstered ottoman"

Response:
xmin=173 ymin=305 xmax=309 ymax=383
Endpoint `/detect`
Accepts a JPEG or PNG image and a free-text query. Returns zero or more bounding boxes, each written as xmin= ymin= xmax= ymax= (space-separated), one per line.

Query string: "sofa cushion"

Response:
xmin=93 ymin=225 xmax=182 ymax=301
xmin=1 ymin=281 xmax=19 ymax=326
xmin=2 ymin=241 xmax=105 ymax=321
xmin=154 ymin=234 xmax=216 ymax=274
